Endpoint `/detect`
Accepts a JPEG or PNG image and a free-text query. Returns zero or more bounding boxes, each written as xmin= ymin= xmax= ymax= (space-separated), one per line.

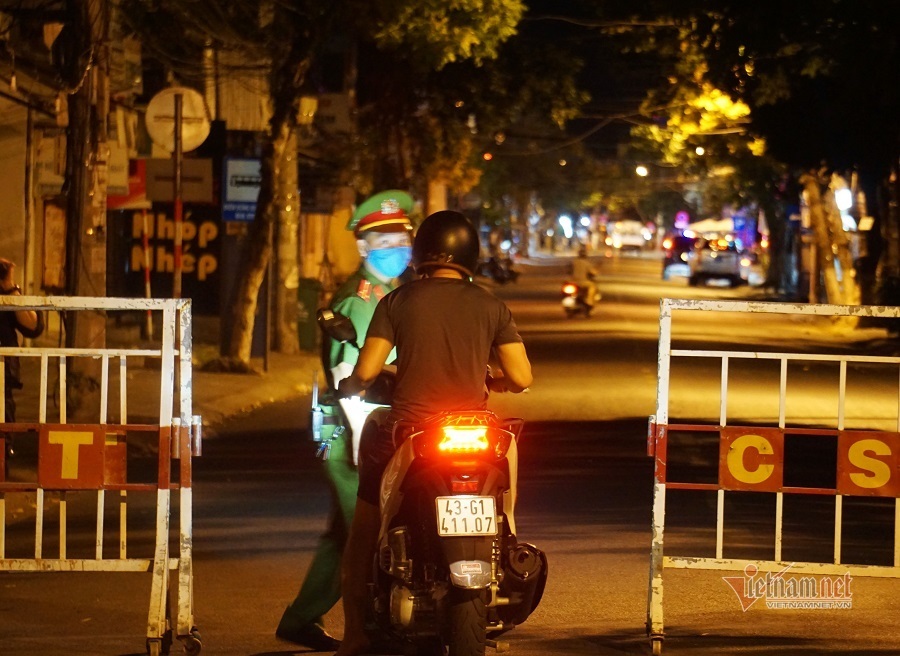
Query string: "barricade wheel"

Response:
xmin=180 ymin=627 xmax=202 ymax=655
xmin=651 ymin=637 xmax=663 ymax=655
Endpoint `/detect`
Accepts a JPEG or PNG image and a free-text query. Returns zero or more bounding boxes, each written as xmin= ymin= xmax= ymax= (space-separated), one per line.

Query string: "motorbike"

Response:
xmin=476 ymin=255 xmax=520 ymax=285
xmin=561 ymin=280 xmax=599 ymax=318
xmin=317 ymin=310 xmax=547 ymax=656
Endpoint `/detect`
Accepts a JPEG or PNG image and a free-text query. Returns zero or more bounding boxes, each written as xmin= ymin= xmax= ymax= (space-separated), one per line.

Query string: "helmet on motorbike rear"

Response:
xmin=412 ymin=211 xmax=480 ymax=277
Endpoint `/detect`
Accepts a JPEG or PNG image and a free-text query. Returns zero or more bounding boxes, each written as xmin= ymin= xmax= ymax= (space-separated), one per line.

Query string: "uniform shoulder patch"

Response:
xmin=356 ymin=279 xmax=372 ymax=301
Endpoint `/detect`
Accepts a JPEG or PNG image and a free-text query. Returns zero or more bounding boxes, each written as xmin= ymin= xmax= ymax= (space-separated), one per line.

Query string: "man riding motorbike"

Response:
xmin=570 ymin=245 xmax=600 ymax=312
xmin=333 ymin=210 xmax=533 ymax=656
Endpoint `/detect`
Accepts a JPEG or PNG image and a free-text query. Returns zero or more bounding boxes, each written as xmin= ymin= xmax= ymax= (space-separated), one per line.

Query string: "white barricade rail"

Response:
xmin=646 ymin=299 xmax=900 ymax=655
xmin=0 ymin=296 xmax=202 ymax=656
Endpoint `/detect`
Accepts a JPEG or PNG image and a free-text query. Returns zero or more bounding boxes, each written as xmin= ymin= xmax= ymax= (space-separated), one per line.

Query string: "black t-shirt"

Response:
xmin=366 ymin=277 xmax=523 ymax=421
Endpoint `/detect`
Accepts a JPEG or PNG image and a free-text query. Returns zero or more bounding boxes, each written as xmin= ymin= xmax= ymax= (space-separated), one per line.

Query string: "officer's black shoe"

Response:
xmin=275 ymin=623 xmax=341 ymax=652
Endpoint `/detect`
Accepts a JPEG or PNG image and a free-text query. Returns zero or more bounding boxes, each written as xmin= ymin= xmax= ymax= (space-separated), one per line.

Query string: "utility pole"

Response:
xmin=62 ymin=0 xmax=109 ymax=415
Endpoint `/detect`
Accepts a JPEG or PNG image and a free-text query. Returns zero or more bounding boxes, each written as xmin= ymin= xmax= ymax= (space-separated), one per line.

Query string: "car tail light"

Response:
xmin=562 ymin=283 xmax=578 ymax=295
xmin=439 ymin=426 xmax=489 ymax=453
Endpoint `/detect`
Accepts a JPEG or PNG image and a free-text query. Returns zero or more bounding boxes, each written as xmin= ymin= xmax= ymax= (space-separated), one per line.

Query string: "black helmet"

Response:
xmin=412 ymin=211 xmax=480 ymax=276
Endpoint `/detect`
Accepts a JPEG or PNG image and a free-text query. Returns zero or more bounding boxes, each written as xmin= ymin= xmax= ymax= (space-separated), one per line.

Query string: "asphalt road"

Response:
xmin=2 ymin=253 xmax=899 ymax=655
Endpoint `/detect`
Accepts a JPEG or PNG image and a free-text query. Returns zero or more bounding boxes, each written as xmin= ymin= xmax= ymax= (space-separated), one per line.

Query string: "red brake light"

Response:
xmin=562 ymin=283 xmax=578 ymax=295
xmin=411 ymin=412 xmax=517 ymax=461
xmin=451 ymin=476 xmax=481 ymax=493
xmin=439 ymin=426 xmax=489 ymax=453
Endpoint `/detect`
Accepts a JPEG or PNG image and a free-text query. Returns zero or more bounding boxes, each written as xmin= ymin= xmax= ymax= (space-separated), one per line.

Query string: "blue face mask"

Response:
xmin=368 ymin=246 xmax=412 ymax=279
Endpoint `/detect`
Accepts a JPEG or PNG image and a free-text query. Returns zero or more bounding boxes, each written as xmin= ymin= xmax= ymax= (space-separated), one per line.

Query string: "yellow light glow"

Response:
xmin=439 ymin=426 xmax=489 ymax=453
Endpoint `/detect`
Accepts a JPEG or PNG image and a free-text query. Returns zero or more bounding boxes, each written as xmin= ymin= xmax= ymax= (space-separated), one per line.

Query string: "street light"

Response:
xmin=835 ymin=188 xmax=853 ymax=212
xmin=635 ymin=165 xmax=649 ymax=177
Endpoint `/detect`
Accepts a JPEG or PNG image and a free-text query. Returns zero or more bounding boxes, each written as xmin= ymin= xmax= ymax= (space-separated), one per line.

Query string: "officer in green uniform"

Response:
xmin=276 ymin=190 xmax=414 ymax=651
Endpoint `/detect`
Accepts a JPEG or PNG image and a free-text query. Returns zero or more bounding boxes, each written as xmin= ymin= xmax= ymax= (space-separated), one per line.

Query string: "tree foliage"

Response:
xmin=687 ymin=0 xmax=900 ymax=182
xmin=119 ymin=0 xmax=527 ymax=366
xmin=372 ymin=0 xmax=524 ymax=68
xmin=349 ymin=2 xmax=587 ymax=205
xmin=628 ymin=34 xmax=776 ymax=215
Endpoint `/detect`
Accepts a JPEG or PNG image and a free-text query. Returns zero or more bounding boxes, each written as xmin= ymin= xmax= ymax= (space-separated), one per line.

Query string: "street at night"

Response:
xmin=2 ymin=2 xmax=900 ymax=655
xmin=2 ymin=256 xmax=899 ymax=655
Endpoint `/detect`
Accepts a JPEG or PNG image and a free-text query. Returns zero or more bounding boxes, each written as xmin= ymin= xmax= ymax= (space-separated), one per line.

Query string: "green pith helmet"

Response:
xmin=347 ymin=190 xmax=414 ymax=236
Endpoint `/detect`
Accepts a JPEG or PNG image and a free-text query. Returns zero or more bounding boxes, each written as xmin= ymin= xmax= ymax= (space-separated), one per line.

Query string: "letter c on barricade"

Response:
xmin=719 ymin=427 xmax=784 ymax=492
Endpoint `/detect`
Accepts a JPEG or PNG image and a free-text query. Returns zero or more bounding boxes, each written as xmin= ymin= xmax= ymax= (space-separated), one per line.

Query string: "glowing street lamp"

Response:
xmin=835 ymin=188 xmax=853 ymax=212
xmin=635 ymin=165 xmax=649 ymax=177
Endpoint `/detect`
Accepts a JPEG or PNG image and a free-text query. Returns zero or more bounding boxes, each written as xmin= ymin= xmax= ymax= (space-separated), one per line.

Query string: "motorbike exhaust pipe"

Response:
xmin=508 ymin=543 xmax=542 ymax=580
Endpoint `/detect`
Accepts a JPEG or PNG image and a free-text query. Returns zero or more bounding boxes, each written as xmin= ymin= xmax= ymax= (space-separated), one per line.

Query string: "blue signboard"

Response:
xmin=222 ymin=158 xmax=261 ymax=221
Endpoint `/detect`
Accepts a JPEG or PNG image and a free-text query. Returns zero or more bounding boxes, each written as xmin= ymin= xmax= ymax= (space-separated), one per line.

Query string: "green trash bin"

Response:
xmin=297 ymin=278 xmax=323 ymax=351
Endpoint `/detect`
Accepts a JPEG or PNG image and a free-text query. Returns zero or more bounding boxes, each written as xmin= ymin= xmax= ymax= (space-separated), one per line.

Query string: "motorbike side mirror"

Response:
xmin=317 ymin=309 xmax=357 ymax=343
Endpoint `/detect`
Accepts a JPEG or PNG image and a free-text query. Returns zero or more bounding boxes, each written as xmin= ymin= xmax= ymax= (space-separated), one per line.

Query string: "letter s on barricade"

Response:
xmin=838 ymin=431 xmax=899 ymax=497
xmin=848 ymin=439 xmax=892 ymax=489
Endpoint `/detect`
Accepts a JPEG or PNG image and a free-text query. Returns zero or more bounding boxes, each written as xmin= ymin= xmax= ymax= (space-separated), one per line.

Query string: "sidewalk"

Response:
xmin=189 ymin=351 xmax=321 ymax=432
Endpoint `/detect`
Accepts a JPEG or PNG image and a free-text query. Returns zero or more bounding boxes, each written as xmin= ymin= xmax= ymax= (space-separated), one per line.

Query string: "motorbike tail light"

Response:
xmin=439 ymin=426 xmax=489 ymax=453
xmin=411 ymin=412 xmax=518 ymax=461
xmin=562 ymin=283 xmax=578 ymax=295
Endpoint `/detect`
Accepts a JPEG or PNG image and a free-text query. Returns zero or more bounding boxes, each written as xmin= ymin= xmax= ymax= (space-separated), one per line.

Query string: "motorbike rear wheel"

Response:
xmin=447 ymin=588 xmax=487 ymax=656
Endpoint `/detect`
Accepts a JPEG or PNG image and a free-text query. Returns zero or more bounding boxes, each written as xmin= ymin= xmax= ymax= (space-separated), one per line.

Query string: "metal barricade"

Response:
xmin=0 ymin=296 xmax=202 ymax=656
xmin=647 ymin=299 xmax=900 ymax=655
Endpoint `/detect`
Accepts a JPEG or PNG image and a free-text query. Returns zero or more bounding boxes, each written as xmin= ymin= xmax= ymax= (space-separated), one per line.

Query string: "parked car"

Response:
xmin=606 ymin=219 xmax=651 ymax=252
xmin=688 ymin=236 xmax=748 ymax=287
xmin=661 ymin=234 xmax=696 ymax=280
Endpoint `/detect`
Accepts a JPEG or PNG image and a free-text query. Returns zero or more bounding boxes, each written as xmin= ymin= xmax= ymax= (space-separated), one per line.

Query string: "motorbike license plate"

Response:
xmin=436 ymin=496 xmax=497 ymax=536
xmin=562 ymin=296 xmax=577 ymax=308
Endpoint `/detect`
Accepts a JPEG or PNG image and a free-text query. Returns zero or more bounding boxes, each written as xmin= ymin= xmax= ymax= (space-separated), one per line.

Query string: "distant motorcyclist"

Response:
xmin=570 ymin=245 xmax=601 ymax=310
xmin=276 ymin=190 xmax=413 ymax=652
xmin=333 ymin=210 xmax=533 ymax=656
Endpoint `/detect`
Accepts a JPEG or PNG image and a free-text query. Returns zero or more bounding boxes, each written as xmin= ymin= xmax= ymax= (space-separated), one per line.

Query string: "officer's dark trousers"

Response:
xmin=278 ymin=433 xmax=358 ymax=632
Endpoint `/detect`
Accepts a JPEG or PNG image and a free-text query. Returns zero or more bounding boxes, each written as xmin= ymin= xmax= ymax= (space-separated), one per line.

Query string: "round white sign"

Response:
xmin=145 ymin=86 xmax=211 ymax=153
